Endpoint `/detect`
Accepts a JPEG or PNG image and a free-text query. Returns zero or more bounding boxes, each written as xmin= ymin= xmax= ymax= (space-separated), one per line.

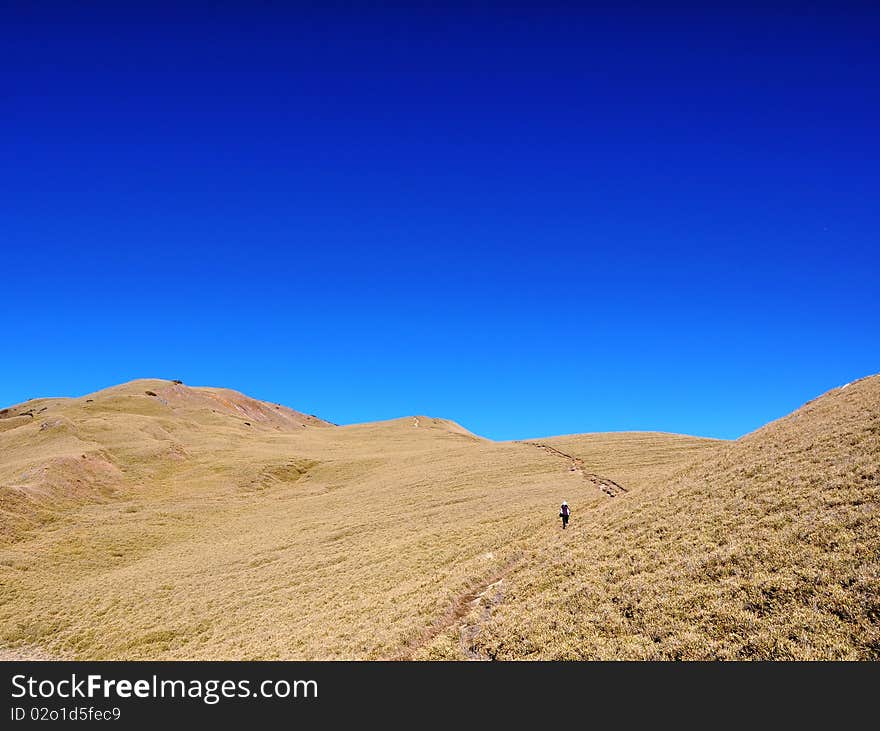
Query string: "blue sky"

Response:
xmin=2 ymin=3 xmax=878 ymax=440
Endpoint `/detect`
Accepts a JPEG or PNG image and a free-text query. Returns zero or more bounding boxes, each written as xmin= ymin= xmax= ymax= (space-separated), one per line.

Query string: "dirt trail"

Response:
xmin=458 ymin=576 xmax=506 ymax=660
xmin=524 ymin=442 xmax=628 ymax=497
xmin=391 ymin=556 xmax=521 ymax=660
xmin=452 ymin=557 xmax=530 ymax=661
xmin=397 ymin=513 xmax=586 ymax=661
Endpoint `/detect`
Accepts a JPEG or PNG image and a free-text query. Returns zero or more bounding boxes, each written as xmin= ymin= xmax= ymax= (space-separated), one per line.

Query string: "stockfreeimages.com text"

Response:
xmin=11 ymin=674 xmax=317 ymax=705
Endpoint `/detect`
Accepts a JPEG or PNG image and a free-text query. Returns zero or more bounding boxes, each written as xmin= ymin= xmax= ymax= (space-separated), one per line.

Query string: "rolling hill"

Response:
xmin=423 ymin=376 xmax=880 ymax=660
xmin=0 ymin=376 xmax=876 ymax=660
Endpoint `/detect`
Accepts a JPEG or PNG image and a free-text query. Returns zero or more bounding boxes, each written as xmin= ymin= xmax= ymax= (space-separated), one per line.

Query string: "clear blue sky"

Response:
xmin=2 ymin=3 xmax=878 ymax=440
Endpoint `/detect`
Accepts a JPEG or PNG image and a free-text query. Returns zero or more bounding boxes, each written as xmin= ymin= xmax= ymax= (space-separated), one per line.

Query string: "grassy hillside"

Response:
xmin=421 ymin=376 xmax=879 ymax=660
xmin=1 ymin=376 xmax=876 ymax=660
xmin=0 ymin=379 xmax=632 ymax=659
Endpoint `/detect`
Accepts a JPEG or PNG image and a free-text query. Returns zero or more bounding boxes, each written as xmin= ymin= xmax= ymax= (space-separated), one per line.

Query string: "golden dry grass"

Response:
xmin=1 ymin=376 xmax=876 ymax=660
xmin=0 ymin=379 xmax=600 ymax=659
xmin=422 ymin=377 xmax=880 ymax=659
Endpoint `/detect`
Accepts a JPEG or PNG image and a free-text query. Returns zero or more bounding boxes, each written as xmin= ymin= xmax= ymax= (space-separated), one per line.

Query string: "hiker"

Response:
xmin=559 ymin=501 xmax=570 ymax=529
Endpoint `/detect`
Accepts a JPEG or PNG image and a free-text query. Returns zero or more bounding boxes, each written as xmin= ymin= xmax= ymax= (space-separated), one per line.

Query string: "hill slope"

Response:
xmin=1 ymin=376 xmax=876 ymax=660
xmin=420 ymin=376 xmax=879 ymax=660
xmin=0 ymin=379 xmax=332 ymax=542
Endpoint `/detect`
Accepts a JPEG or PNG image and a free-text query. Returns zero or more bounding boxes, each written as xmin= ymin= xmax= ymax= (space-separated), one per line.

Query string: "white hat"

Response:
xmin=562 ymin=501 xmax=568 ymax=506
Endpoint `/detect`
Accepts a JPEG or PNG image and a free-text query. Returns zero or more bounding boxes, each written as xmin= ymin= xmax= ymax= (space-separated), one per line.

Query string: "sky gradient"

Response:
xmin=2 ymin=2 xmax=878 ymax=440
